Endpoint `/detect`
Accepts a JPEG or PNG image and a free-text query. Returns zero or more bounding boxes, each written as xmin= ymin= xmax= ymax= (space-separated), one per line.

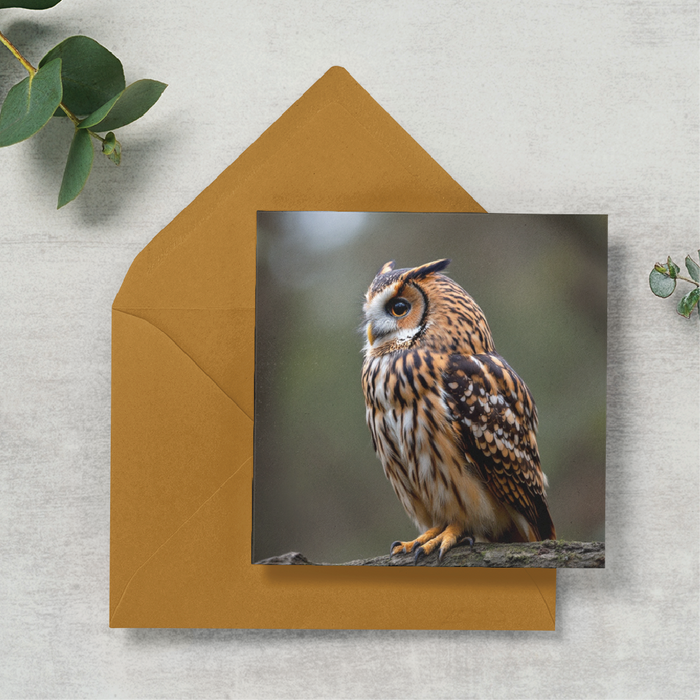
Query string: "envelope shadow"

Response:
xmin=123 ymin=626 xmax=563 ymax=646
xmin=600 ymin=240 xmax=631 ymax=587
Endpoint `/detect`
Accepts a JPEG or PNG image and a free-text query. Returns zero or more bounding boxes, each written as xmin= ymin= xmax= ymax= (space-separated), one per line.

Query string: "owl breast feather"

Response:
xmin=361 ymin=350 xmax=471 ymax=528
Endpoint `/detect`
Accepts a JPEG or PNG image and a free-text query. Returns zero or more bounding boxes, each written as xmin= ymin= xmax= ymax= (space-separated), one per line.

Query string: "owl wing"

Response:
xmin=442 ymin=352 xmax=556 ymax=541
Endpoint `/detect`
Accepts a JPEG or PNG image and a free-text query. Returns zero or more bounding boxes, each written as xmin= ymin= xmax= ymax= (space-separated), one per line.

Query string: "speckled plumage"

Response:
xmin=361 ymin=259 xmax=556 ymax=562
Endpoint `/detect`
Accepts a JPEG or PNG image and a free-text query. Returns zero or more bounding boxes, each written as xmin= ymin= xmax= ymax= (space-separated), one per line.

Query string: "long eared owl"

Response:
xmin=361 ymin=259 xmax=556 ymax=563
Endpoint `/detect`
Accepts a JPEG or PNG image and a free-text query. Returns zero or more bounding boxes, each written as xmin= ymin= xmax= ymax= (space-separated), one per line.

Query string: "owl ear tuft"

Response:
xmin=403 ymin=258 xmax=451 ymax=281
xmin=378 ymin=260 xmax=396 ymax=275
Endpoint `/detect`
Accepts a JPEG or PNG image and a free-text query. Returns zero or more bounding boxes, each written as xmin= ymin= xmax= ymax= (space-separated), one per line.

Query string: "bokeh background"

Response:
xmin=253 ymin=212 xmax=607 ymax=564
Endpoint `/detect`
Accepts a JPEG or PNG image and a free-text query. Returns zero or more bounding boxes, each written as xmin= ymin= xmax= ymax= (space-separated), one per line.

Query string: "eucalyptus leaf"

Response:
xmin=676 ymin=287 xmax=700 ymax=318
xmin=58 ymin=128 xmax=93 ymax=208
xmin=0 ymin=58 xmax=62 ymax=147
xmin=80 ymin=79 xmax=166 ymax=131
xmin=79 ymin=93 xmax=120 ymax=130
xmin=685 ymin=256 xmax=700 ymax=284
xmin=666 ymin=256 xmax=680 ymax=279
xmin=39 ymin=36 xmax=124 ymax=117
xmin=649 ymin=268 xmax=676 ymax=298
xmin=0 ymin=0 xmax=61 ymax=7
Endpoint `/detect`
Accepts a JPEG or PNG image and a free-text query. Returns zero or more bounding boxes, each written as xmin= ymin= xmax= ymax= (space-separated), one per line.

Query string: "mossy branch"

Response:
xmin=256 ymin=540 xmax=605 ymax=568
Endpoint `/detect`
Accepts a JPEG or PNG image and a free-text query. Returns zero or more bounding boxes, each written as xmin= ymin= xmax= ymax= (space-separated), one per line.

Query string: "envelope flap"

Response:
xmin=111 ymin=310 xmax=253 ymax=619
xmin=113 ymin=67 xmax=484 ymax=312
xmin=118 ymin=307 xmax=255 ymax=419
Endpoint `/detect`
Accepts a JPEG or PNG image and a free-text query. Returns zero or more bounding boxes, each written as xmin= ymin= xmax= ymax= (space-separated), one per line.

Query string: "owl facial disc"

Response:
xmin=362 ymin=259 xmax=450 ymax=352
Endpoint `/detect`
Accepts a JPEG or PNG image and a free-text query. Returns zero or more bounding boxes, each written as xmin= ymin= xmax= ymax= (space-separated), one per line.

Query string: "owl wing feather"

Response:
xmin=442 ymin=352 xmax=556 ymax=541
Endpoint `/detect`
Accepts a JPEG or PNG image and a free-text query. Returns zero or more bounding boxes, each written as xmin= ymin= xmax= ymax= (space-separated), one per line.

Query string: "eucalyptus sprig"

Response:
xmin=649 ymin=253 xmax=700 ymax=318
xmin=0 ymin=0 xmax=166 ymax=207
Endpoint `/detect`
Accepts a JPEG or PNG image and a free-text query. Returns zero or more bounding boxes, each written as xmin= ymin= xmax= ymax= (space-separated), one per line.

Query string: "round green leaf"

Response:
xmin=676 ymin=287 xmax=700 ymax=318
xmin=78 ymin=92 xmax=120 ymax=130
xmin=685 ymin=256 xmax=700 ymax=284
xmin=39 ymin=36 xmax=125 ymax=117
xmin=0 ymin=0 xmax=62 ymax=7
xmin=649 ymin=268 xmax=676 ymax=298
xmin=80 ymin=79 xmax=167 ymax=131
xmin=58 ymin=128 xmax=94 ymax=208
xmin=0 ymin=58 xmax=62 ymax=147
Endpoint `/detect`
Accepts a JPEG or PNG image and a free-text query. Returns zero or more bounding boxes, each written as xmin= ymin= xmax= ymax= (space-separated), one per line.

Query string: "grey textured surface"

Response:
xmin=0 ymin=1 xmax=698 ymax=698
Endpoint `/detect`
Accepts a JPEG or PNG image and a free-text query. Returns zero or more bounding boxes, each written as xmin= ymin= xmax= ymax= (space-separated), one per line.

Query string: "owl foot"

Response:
xmin=412 ymin=523 xmax=467 ymax=564
xmin=389 ymin=525 xmax=445 ymax=557
xmin=389 ymin=524 xmax=468 ymax=564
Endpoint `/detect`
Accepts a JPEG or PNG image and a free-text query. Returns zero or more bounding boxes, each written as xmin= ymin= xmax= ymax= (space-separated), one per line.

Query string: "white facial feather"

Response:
xmin=363 ymin=283 xmax=421 ymax=352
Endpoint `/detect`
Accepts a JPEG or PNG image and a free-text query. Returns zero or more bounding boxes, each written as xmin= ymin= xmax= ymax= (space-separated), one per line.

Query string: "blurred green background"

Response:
xmin=253 ymin=212 xmax=607 ymax=563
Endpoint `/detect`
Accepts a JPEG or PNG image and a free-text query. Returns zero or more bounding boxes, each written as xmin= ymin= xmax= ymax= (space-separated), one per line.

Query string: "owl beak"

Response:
xmin=366 ymin=323 xmax=375 ymax=346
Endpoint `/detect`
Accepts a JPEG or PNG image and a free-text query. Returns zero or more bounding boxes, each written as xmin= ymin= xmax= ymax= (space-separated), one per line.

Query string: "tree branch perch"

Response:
xmin=256 ymin=540 xmax=605 ymax=568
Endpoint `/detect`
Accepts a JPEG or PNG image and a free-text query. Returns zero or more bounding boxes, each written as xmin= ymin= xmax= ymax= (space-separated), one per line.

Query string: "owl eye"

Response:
xmin=387 ymin=298 xmax=411 ymax=318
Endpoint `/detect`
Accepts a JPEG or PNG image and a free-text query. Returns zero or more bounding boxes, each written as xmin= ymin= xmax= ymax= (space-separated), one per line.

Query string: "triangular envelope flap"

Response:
xmin=113 ymin=67 xmax=484 ymax=312
xmin=112 ymin=68 xmax=486 ymax=413
xmin=119 ymin=308 xmax=255 ymax=419
xmin=111 ymin=311 xmax=253 ymax=619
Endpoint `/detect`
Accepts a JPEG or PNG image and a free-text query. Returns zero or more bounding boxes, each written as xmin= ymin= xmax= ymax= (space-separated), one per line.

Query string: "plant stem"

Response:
xmin=60 ymin=105 xmax=81 ymax=127
xmin=87 ymin=129 xmax=105 ymax=143
xmin=676 ymin=275 xmax=699 ymax=287
xmin=0 ymin=28 xmax=36 ymax=75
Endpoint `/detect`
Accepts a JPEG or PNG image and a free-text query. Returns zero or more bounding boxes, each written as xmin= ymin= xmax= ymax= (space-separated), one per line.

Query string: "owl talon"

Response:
xmin=389 ymin=540 xmax=403 ymax=557
xmin=413 ymin=546 xmax=426 ymax=564
xmin=460 ymin=535 xmax=475 ymax=550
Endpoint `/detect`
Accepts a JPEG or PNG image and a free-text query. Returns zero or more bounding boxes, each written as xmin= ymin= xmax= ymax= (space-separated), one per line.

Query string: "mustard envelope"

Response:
xmin=110 ymin=66 xmax=557 ymax=629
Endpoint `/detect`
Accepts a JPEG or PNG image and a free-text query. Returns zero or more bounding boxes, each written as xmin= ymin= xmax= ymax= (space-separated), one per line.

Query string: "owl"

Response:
xmin=361 ymin=258 xmax=556 ymax=563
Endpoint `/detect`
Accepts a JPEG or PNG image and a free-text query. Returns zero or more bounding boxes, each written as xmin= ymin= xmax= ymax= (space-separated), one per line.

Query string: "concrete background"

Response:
xmin=1 ymin=1 xmax=698 ymax=698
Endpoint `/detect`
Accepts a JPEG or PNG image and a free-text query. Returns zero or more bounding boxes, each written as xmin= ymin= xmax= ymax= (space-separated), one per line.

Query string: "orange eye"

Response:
xmin=387 ymin=298 xmax=411 ymax=317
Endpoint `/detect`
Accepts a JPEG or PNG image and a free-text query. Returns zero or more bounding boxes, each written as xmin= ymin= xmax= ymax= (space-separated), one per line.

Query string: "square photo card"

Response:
xmin=253 ymin=212 xmax=606 ymax=568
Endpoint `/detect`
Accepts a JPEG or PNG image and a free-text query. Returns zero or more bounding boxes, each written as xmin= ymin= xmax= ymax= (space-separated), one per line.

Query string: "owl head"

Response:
xmin=362 ymin=258 xmax=494 ymax=357
xmin=362 ymin=258 xmax=452 ymax=353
